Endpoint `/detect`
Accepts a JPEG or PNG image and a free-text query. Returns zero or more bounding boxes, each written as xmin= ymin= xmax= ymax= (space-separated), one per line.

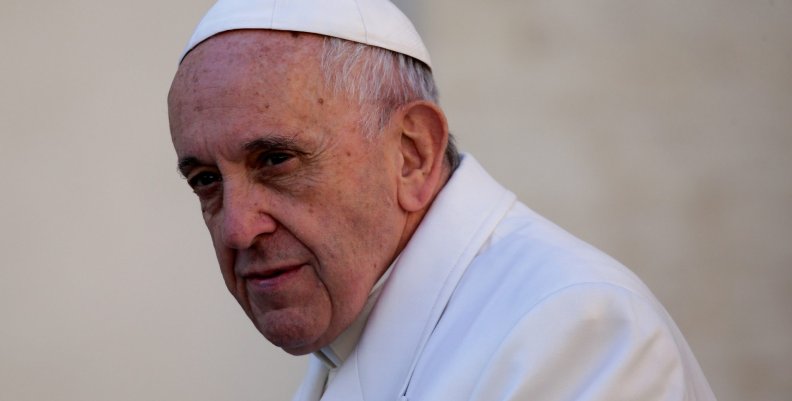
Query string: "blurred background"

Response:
xmin=1 ymin=0 xmax=789 ymax=399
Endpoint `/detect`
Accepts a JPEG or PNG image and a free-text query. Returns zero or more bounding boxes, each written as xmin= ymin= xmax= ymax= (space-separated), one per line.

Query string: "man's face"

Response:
xmin=168 ymin=31 xmax=407 ymax=355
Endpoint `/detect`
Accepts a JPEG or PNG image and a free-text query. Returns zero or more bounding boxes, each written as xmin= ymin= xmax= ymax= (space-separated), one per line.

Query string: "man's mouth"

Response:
xmin=244 ymin=265 xmax=304 ymax=289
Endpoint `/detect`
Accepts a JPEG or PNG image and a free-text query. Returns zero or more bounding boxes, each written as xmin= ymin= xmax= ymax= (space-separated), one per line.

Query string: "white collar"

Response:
xmin=313 ymin=257 xmax=396 ymax=370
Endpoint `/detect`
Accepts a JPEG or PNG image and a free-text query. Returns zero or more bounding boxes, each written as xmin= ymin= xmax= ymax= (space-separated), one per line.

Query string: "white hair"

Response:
xmin=320 ymin=37 xmax=460 ymax=169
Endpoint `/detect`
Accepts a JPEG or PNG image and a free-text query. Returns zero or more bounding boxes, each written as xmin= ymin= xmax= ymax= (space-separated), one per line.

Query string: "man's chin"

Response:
xmin=265 ymin=330 xmax=324 ymax=356
xmin=252 ymin=312 xmax=328 ymax=355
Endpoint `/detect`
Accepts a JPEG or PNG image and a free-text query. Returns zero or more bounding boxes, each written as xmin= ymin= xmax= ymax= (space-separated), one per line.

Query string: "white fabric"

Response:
xmin=311 ymin=260 xmax=395 ymax=394
xmin=292 ymin=154 xmax=716 ymax=401
xmin=181 ymin=0 xmax=431 ymax=66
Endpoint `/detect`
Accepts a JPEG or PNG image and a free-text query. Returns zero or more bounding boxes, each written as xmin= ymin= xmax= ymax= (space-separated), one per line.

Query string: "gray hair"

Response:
xmin=320 ymin=37 xmax=460 ymax=170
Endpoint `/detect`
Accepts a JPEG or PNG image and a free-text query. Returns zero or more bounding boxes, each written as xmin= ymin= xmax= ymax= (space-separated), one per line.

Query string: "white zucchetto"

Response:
xmin=180 ymin=0 xmax=431 ymax=67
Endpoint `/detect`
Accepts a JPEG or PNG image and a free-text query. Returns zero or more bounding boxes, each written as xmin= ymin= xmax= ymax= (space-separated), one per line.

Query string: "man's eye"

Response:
xmin=188 ymin=171 xmax=221 ymax=189
xmin=258 ymin=152 xmax=293 ymax=167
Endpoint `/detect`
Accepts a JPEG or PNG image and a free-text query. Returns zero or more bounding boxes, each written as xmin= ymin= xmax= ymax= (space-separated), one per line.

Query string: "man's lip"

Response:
xmin=242 ymin=264 xmax=305 ymax=288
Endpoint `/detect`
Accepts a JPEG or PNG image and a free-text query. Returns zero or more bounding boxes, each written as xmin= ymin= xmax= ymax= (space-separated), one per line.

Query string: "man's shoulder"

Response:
xmin=407 ymin=202 xmax=716 ymax=400
xmin=463 ymin=201 xmax=655 ymax=306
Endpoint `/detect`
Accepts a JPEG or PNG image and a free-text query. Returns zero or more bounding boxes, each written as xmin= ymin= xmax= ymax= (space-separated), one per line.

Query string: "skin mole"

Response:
xmin=317 ymin=98 xmax=324 ymax=105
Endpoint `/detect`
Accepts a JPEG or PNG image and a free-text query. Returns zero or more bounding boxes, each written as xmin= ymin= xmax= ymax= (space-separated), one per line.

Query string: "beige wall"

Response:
xmin=1 ymin=0 xmax=789 ymax=400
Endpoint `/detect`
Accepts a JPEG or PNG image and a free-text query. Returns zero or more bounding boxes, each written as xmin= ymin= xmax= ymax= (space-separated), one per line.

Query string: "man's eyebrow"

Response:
xmin=177 ymin=156 xmax=204 ymax=178
xmin=242 ymin=136 xmax=299 ymax=153
xmin=176 ymin=135 xmax=302 ymax=177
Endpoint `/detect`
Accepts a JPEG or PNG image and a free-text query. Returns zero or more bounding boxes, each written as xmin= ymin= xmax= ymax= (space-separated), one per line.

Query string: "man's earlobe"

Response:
xmin=396 ymin=102 xmax=449 ymax=212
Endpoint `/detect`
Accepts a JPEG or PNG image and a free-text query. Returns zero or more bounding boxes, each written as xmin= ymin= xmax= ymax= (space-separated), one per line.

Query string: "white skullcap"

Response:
xmin=180 ymin=0 xmax=432 ymax=67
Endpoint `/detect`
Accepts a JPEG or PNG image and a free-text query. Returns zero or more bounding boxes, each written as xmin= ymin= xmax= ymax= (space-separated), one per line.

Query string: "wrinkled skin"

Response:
xmin=167 ymin=31 xmax=415 ymax=355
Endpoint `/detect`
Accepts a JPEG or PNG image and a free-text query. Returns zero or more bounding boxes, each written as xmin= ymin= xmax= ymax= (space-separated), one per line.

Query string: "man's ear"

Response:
xmin=395 ymin=101 xmax=449 ymax=212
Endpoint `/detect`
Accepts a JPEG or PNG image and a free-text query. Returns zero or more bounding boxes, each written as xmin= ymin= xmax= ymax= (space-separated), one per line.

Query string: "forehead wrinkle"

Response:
xmin=172 ymin=33 xmax=335 ymax=120
xmin=184 ymin=31 xmax=324 ymax=78
xmin=213 ymin=34 xmax=325 ymax=92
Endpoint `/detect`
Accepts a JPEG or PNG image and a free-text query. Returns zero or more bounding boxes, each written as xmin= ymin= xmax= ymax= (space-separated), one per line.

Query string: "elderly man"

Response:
xmin=168 ymin=1 xmax=716 ymax=400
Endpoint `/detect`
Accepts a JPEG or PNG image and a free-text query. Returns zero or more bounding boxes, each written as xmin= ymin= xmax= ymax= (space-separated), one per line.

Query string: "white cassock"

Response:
xmin=292 ymin=155 xmax=717 ymax=401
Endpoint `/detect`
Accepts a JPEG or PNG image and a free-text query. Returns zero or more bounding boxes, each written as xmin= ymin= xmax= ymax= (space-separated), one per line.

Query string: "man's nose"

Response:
xmin=219 ymin=180 xmax=277 ymax=250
